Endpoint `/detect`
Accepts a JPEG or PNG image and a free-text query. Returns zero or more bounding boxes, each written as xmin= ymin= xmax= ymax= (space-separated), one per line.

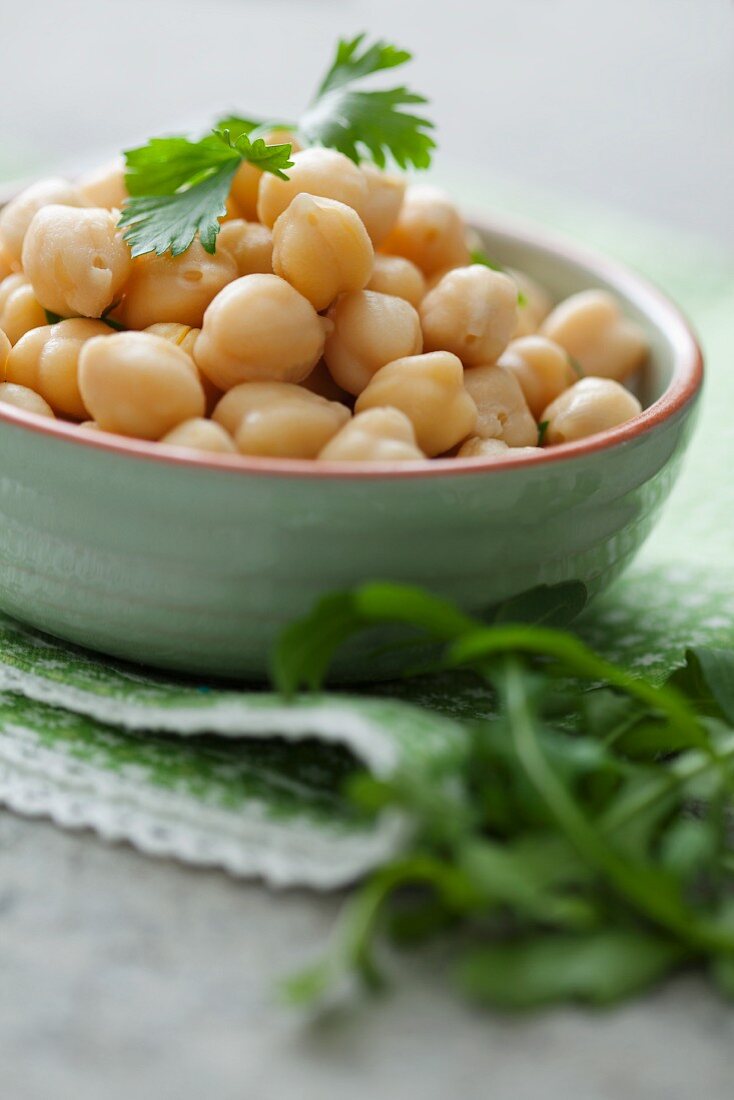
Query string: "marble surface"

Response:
xmin=2 ymin=1 xmax=734 ymax=1096
xmin=2 ymin=815 xmax=734 ymax=1100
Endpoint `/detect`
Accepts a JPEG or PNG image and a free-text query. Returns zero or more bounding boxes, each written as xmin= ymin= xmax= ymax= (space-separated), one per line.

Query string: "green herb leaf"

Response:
xmin=492 ymin=581 xmax=588 ymax=628
xmin=316 ymin=34 xmax=412 ymax=96
xmin=272 ymin=582 xmax=478 ymax=693
xmin=469 ymin=248 xmax=504 ymax=272
xmin=537 ymin=420 xmax=549 ymax=446
xmin=668 ymin=647 xmax=734 ymax=723
xmin=568 ymin=354 xmax=585 ymax=378
xmin=277 ymin=581 xmax=734 ymax=1013
xmin=119 ymin=163 xmax=239 ymax=257
xmin=456 ymin=931 xmax=686 ymax=1010
xmin=300 ymin=34 xmax=435 ymax=169
xmin=119 ymin=130 xmax=293 ymax=257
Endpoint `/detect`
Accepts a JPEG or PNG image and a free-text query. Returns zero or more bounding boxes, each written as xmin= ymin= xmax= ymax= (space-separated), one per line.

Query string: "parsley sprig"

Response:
xmin=118 ymin=34 xmax=434 ymax=258
xmin=119 ymin=129 xmax=293 ymax=257
xmin=300 ymin=34 xmax=435 ymax=170
xmin=274 ymin=582 xmax=734 ymax=1011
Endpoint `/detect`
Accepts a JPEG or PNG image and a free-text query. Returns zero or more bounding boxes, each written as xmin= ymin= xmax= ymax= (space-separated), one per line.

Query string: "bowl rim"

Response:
xmin=0 ymin=210 xmax=703 ymax=480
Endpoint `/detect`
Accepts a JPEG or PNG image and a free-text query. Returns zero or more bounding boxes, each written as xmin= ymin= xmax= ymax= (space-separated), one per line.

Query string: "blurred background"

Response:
xmin=1 ymin=0 xmax=732 ymax=243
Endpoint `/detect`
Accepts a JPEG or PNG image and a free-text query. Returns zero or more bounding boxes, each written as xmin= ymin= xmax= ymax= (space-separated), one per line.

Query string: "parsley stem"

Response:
xmin=448 ymin=625 xmax=708 ymax=753
xmin=502 ymin=660 xmax=734 ymax=956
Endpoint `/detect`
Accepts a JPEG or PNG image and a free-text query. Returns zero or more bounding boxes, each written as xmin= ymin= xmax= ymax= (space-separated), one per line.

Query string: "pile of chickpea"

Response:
xmin=0 ymin=143 xmax=649 ymax=464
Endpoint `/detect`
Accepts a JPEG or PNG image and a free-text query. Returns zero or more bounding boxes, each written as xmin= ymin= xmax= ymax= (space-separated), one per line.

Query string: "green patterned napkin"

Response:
xmin=0 ymin=178 xmax=732 ymax=888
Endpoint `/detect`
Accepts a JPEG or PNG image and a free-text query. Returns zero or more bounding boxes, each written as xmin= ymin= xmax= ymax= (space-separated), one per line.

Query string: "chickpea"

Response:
xmin=257 ymin=148 xmax=367 ymax=229
xmin=0 ymin=382 xmax=54 ymax=418
xmin=498 ymin=336 xmax=576 ymax=419
xmin=272 ymin=194 xmax=374 ymax=311
xmin=458 ymin=436 xmax=510 ymax=459
xmin=508 ymin=268 xmax=554 ymax=337
xmin=117 ymin=237 xmax=236 ymax=330
xmin=160 ymin=418 xmax=237 ymax=455
xmin=318 ymin=407 xmax=424 ymax=462
xmin=300 ymin=360 xmax=351 ymax=404
xmin=78 ymin=332 xmax=205 ymax=439
xmin=194 ymin=274 xmax=329 ymax=391
xmin=463 ymin=364 xmax=538 ymax=447
xmin=380 ymin=185 xmax=469 ymax=277
xmin=7 ymin=318 xmax=110 ymax=419
xmin=217 ymin=220 xmax=273 ymax=276
xmin=213 ymin=382 xmax=350 ymax=459
xmin=23 ymin=206 xmax=132 ymax=319
xmin=77 ymin=158 xmax=128 ymax=210
xmin=457 ymin=436 xmax=543 ymax=459
xmin=541 ymin=377 xmax=642 ymax=445
xmin=366 ymin=254 xmax=426 ymax=308
xmin=230 ymin=130 xmax=302 ymax=221
xmin=0 ymin=327 xmax=10 ymax=375
xmin=0 ymin=178 xmax=86 ymax=264
xmin=0 ymin=274 xmax=46 ymax=345
xmin=540 ymin=290 xmax=649 ymax=382
xmin=144 ymin=322 xmax=221 ymax=414
xmin=220 ymin=194 xmax=244 ymax=223
xmin=355 ymin=351 xmax=477 ymax=457
xmin=359 ymin=165 xmax=405 ymax=246
xmin=0 ymin=243 xmax=15 ymax=281
xmin=324 ymin=290 xmax=422 ymax=396
xmin=424 ymin=265 xmax=461 ymax=294
xmin=144 ymin=321 xmax=198 ymax=355
xmin=420 ymin=265 xmax=518 ymax=367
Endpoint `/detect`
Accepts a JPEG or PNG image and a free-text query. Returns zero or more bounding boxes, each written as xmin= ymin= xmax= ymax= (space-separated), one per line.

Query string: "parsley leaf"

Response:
xmin=300 ymin=34 xmax=435 ymax=169
xmin=120 ymin=162 xmax=238 ymax=258
xmin=315 ymin=35 xmax=412 ymax=96
xmin=568 ymin=353 xmax=585 ymax=377
xmin=469 ymin=248 xmax=504 ymax=272
xmin=276 ymin=580 xmax=734 ymax=1012
xmin=119 ymin=130 xmax=293 ymax=257
xmin=117 ymin=34 xmax=434 ymax=257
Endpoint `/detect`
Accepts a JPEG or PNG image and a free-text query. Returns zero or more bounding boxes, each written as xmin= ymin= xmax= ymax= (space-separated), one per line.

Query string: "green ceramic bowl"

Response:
xmin=0 ymin=215 xmax=702 ymax=680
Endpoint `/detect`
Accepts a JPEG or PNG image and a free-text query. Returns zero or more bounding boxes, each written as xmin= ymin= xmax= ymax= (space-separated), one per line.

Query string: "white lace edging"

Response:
xmin=0 ymin=725 xmax=408 ymax=889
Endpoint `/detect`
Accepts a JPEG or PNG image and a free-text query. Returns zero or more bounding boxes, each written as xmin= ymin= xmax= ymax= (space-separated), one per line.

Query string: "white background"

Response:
xmin=1 ymin=0 xmax=732 ymax=242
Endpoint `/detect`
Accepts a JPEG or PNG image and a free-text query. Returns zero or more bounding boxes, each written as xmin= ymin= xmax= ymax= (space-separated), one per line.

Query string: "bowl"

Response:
xmin=0 ymin=211 xmax=702 ymax=680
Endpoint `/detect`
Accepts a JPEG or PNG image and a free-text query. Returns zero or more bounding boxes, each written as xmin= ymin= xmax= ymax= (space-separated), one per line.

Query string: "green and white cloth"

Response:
xmin=0 ymin=178 xmax=732 ymax=888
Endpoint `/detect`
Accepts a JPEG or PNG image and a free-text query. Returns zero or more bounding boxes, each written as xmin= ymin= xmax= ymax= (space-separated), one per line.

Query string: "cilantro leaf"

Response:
xmin=219 ymin=129 xmax=293 ymax=180
xmin=300 ymin=34 xmax=435 ymax=169
xmin=315 ymin=34 xmax=412 ymax=96
xmin=119 ymin=130 xmax=293 ymax=257
xmin=124 ymin=134 xmax=237 ymax=197
xmin=119 ymin=162 xmax=239 ymax=257
xmin=469 ymin=248 xmax=504 ymax=272
xmin=212 ymin=115 xmax=263 ymax=141
xmin=456 ymin=931 xmax=685 ymax=1009
xmin=568 ymin=353 xmax=585 ymax=378
xmin=491 ymin=581 xmax=587 ymax=627
xmin=275 ymin=579 xmax=734 ymax=1013
xmin=668 ymin=647 xmax=734 ymax=723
